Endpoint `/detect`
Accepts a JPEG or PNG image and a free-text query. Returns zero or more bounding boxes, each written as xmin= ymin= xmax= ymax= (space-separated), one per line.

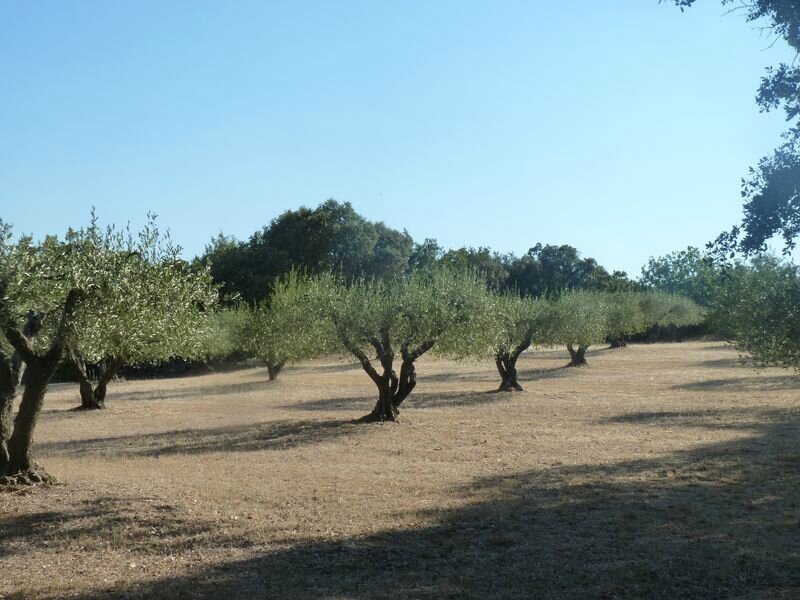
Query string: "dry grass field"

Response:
xmin=2 ymin=341 xmax=800 ymax=599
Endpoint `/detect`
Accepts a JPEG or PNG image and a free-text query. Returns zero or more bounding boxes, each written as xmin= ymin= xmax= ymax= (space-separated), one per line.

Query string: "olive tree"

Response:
xmin=604 ymin=292 xmax=647 ymax=349
xmin=552 ymin=290 xmax=610 ymax=367
xmin=0 ymin=224 xmax=83 ymax=484
xmin=308 ymin=269 xmax=489 ymax=422
xmin=243 ymin=271 xmax=334 ymax=380
xmin=65 ymin=215 xmax=218 ymax=410
xmin=488 ymin=293 xmax=555 ymax=391
xmin=639 ymin=291 xmax=704 ymax=335
xmin=714 ymin=257 xmax=800 ymax=368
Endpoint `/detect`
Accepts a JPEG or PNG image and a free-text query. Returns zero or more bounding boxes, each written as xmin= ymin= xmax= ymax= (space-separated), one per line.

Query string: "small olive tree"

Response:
xmin=308 ymin=268 xmax=489 ymax=422
xmin=243 ymin=271 xmax=334 ymax=380
xmin=604 ymin=292 xmax=648 ymax=348
xmin=488 ymin=293 xmax=556 ymax=391
xmin=553 ymin=290 xmax=610 ymax=367
xmin=65 ymin=215 xmax=218 ymax=410
xmin=639 ymin=291 xmax=704 ymax=337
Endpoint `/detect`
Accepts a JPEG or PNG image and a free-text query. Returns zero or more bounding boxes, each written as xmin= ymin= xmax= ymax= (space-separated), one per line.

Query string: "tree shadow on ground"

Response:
xmin=386 ymin=365 xmax=569 ymax=388
xmin=699 ymin=356 xmax=752 ymax=369
xmin=0 ymin=495 xmax=237 ymax=559
xmin=282 ymin=389 xmax=534 ymax=414
xmin=673 ymin=374 xmax=800 ymax=392
xmin=289 ymin=361 xmax=363 ymax=375
xmin=56 ymin=405 xmax=800 ymax=599
xmin=596 ymin=407 xmax=778 ymax=430
xmin=34 ymin=419 xmax=356 ymax=458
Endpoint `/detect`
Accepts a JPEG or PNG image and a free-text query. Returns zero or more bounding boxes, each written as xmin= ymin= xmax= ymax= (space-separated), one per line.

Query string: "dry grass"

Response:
xmin=2 ymin=341 xmax=800 ymax=599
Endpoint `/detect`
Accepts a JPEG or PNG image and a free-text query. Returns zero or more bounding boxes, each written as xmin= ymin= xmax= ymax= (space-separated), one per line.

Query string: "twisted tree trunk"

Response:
xmin=567 ymin=344 xmax=588 ymax=367
xmin=1 ymin=310 xmax=42 ymax=473
xmin=1 ymin=289 xmax=82 ymax=485
xmin=342 ymin=329 xmax=433 ymax=423
xmin=495 ymin=336 xmax=531 ymax=392
xmin=72 ymin=354 xmax=123 ymax=410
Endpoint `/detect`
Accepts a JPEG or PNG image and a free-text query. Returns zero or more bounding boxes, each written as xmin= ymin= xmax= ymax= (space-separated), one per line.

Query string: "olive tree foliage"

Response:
xmin=0 ymin=222 xmax=83 ymax=484
xmin=552 ymin=291 xmax=610 ymax=367
xmin=202 ymin=306 xmax=252 ymax=363
xmin=306 ymin=269 xmax=491 ymax=422
xmin=639 ymin=291 xmax=705 ymax=330
xmin=603 ymin=292 xmax=648 ymax=349
xmin=714 ymin=256 xmax=800 ymax=368
xmin=672 ymin=0 xmax=800 ymax=255
xmin=486 ymin=293 xmax=556 ymax=391
xmin=65 ymin=215 xmax=218 ymax=410
xmin=242 ymin=272 xmax=335 ymax=380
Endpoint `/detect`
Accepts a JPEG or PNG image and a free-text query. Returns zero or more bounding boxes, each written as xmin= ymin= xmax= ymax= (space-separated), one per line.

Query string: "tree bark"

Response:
xmin=6 ymin=354 xmax=58 ymax=473
xmin=267 ymin=361 xmax=286 ymax=381
xmin=567 ymin=344 xmax=588 ymax=367
xmin=1 ymin=288 xmax=82 ymax=484
xmin=0 ymin=310 xmax=41 ymax=471
xmin=495 ymin=336 xmax=531 ymax=392
xmin=495 ymin=352 xmax=523 ymax=391
xmin=0 ymin=352 xmax=18 ymax=470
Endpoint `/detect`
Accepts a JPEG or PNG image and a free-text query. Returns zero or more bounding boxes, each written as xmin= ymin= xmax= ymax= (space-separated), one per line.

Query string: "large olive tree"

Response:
xmin=309 ymin=269 xmax=489 ymax=422
xmin=65 ymin=215 xmax=218 ymax=410
xmin=0 ymin=224 xmax=83 ymax=484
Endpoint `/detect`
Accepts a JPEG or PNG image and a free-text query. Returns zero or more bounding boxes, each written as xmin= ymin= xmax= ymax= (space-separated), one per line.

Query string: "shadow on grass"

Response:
xmin=0 ymin=495 xmax=238 ymax=559
xmin=34 ymin=419 xmax=356 ymax=458
xmin=283 ymin=389 xmax=536 ymax=414
xmin=596 ymin=407 xmax=777 ymax=430
xmin=673 ymin=374 xmax=800 ymax=392
xmin=52 ymin=407 xmax=800 ymax=599
xmin=699 ymin=356 xmax=751 ymax=369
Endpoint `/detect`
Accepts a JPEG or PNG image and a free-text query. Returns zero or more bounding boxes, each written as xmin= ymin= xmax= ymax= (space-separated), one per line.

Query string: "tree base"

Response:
xmin=71 ymin=403 xmax=105 ymax=411
xmin=566 ymin=359 xmax=588 ymax=368
xmin=497 ymin=380 xmax=524 ymax=392
xmin=354 ymin=408 xmax=399 ymax=423
xmin=608 ymin=340 xmax=627 ymax=349
xmin=0 ymin=467 xmax=57 ymax=488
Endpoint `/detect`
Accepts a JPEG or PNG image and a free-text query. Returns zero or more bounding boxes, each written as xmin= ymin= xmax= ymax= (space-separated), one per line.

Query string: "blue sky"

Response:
xmin=1 ymin=1 xmax=795 ymax=276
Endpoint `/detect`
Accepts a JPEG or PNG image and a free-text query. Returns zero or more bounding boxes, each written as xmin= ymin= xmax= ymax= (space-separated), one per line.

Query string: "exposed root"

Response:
xmin=0 ymin=467 xmax=57 ymax=490
xmin=353 ymin=411 xmax=399 ymax=424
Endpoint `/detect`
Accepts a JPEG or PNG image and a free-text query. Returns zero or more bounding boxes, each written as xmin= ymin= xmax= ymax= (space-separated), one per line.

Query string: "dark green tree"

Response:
xmin=198 ymin=200 xmax=413 ymax=302
xmin=673 ymin=1 xmax=800 ymax=254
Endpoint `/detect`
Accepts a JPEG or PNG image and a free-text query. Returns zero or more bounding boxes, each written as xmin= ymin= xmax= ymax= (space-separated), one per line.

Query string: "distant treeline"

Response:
xmin=193 ymin=199 xmax=637 ymax=303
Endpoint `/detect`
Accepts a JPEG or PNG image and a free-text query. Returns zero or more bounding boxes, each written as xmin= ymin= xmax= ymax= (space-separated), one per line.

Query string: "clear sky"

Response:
xmin=1 ymin=1 xmax=795 ymax=276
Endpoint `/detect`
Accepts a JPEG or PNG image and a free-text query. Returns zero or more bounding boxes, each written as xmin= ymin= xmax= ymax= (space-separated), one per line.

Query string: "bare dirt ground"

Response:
xmin=1 ymin=341 xmax=799 ymax=599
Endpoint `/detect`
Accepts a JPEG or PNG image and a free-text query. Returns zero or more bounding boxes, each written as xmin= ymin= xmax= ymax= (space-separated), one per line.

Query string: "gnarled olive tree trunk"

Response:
xmin=567 ymin=344 xmax=588 ymax=367
xmin=1 ymin=289 xmax=82 ymax=485
xmin=71 ymin=353 xmax=123 ymax=410
xmin=0 ymin=352 xmax=19 ymax=469
xmin=495 ymin=336 xmax=532 ymax=392
xmin=345 ymin=332 xmax=434 ymax=422
xmin=267 ymin=360 xmax=286 ymax=381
